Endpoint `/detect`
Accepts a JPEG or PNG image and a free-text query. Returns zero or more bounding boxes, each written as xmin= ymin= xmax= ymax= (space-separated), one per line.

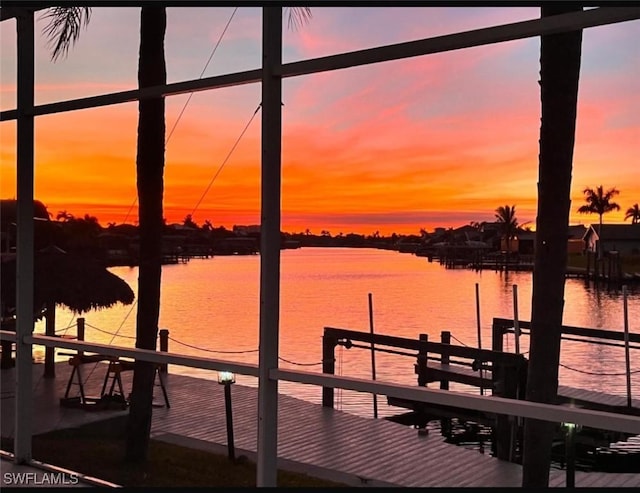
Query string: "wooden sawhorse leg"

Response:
xmin=101 ymin=361 xmax=126 ymax=398
xmin=64 ymin=363 xmax=86 ymax=403
xmin=154 ymin=366 xmax=170 ymax=408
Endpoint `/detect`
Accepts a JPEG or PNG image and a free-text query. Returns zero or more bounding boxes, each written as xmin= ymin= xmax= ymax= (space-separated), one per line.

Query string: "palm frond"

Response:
xmin=625 ymin=204 xmax=640 ymax=224
xmin=40 ymin=7 xmax=92 ymax=62
xmin=285 ymin=7 xmax=312 ymax=31
xmin=578 ymin=185 xmax=620 ymax=219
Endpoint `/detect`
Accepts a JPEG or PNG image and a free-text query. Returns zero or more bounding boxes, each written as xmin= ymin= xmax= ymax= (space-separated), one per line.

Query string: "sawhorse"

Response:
xmin=61 ymin=353 xmax=114 ymax=407
xmin=102 ymin=359 xmax=171 ymax=408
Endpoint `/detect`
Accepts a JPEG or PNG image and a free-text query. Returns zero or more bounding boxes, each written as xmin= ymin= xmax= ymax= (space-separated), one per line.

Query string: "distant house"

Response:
xmin=233 ymin=224 xmax=261 ymax=236
xmin=567 ymin=224 xmax=587 ymax=254
xmin=583 ymin=224 xmax=640 ymax=256
xmin=453 ymin=224 xmax=483 ymax=242
xmin=498 ymin=224 xmax=589 ymax=255
xmin=513 ymin=231 xmax=536 ymax=255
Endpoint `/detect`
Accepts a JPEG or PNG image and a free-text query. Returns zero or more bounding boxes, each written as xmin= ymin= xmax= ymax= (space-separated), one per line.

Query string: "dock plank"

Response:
xmin=2 ymin=363 xmax=639 ymax=488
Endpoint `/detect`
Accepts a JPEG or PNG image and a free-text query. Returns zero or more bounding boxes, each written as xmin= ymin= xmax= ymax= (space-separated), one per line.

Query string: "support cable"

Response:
xmin=122 ymin=7 xmax=238 ymax=225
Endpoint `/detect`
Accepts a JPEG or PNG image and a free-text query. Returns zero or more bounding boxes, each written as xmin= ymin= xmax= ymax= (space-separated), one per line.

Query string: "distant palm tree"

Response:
xmin=183 ymin=214 xmax=198 ymax=229
xmin=577 ymin=185 xmax=620 ymax=258
xmin=494 ymin=205 xmax=518 ymax=254
xmin=55 ymin=210 xmax=74 ymax=222
xmin=625 ymin=203 xmax=640 ymax=224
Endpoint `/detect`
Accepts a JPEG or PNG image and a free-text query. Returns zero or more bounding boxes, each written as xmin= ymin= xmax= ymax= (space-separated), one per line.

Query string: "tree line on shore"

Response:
xmin=4 ymin=181 xmax=637 ymax=264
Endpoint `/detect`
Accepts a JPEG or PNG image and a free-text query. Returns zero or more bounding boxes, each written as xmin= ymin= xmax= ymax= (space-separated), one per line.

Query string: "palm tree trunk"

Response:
xmin=522 ymin=6 xmax=582 ymax=487
xmin=126 ymin=6 xmax=166 ymax=464
xmin=598 ymin=214 xmax=603 ymax=260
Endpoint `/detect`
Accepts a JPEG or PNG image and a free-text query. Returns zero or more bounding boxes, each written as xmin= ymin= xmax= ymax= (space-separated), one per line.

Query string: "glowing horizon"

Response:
xmin=1 ymin=7 xmax=638 ymax=236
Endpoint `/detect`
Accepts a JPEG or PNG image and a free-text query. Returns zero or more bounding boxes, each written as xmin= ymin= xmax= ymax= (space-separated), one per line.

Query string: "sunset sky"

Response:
xmin=1 ymin=6 xmax=638 ymax=235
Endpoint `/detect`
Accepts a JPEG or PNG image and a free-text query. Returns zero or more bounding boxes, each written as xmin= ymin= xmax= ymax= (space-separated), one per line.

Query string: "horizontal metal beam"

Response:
xmin=280 ymin=7 xmax=640 ymax=78
xmin=273 ymin=368 xmax=640 ymax=435
xmin=0 ymin=330 xmax=17 ymax=342
xmin=17 ymin=333 xmax=261 ymax=377
xmin=5 ymin=332 xmax=636 ymax=435
xmin=2 ymin=7 xmax=639 ymax=122
xmin=1 ymin=69 xmax=262 ymax=121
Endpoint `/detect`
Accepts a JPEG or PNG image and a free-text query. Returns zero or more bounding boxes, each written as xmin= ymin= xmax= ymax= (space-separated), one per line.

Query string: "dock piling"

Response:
xmin=159 ymin=328 xmax=169 ymax=374
xmin=512 ymin=285 xmax=520 ymax=355
xmin=77 ymin=318 xmax=85 ymax=358
xmin=475 ymin=283 xmax=484 ymax=395
xmin=322 ymin=332 xmax=337 ymax=408
xmin=367 ymin=293 xmax=378 ymax=419
xmin=440 ymin=331 xmax=450 ymax=391
xmin=623 ymin=285 xmax=632 ymax=407
xmin=44 ymin=302 xmax=56 ymax=378
xmin=417 ymin=334 xmax=428 ymax=387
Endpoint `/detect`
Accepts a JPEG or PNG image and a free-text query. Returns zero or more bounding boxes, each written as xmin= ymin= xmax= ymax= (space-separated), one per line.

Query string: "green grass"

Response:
xmin=1 ymin=416 xmax=347 ymax=487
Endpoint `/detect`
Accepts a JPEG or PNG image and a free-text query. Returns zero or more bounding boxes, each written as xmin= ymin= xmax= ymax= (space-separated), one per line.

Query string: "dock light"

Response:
xmin=561 ymin=422 xmax=581 ymax=432
xmin=561 ymin=422 xmax=581 ymax=487
xmin=218 ymin=371 xmax=236 ymax=462
xmin=218 ymin=371 xmax=236 ymax=385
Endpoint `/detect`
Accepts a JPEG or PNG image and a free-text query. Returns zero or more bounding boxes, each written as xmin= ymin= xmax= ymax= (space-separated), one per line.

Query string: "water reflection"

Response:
xmin=37 ymin=247 xmax=638 ymax=417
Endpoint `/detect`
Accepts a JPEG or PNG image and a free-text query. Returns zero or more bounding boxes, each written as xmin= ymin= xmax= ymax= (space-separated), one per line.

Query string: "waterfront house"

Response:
xmin=567 ymin=224 xmax=588 ymax=254
xmin=583 ymin=224 xmax=640 ymax=256
xmin=497 ymin=225 xmax=589 ymax=256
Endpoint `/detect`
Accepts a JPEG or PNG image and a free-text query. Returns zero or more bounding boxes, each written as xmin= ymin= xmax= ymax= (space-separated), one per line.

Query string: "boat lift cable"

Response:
xmin=166 ymin=7 xmax=239 ymax=146
xmin=449 ymin=334 xmax=471 ymax=348
xmin=100 ymin=9 xmax=240 ymax=354
xmin=122 ymin=7 xmax=238 ymax=225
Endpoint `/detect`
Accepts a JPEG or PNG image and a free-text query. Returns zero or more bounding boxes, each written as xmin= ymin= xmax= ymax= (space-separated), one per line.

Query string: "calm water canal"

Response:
xmin=38 ymin=247 xmax=639 ymax=420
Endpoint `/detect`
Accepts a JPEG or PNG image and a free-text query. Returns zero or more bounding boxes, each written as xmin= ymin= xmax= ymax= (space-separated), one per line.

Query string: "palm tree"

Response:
xmin=125 ymin=6 xmax=167 ymax=464
xmin=522 ymin=5 xmax=583 ymax=487
xmin=494 ymin=205 xmax=518 ymax=268
xmin=43 ymin=5 xmax=167 ymax=463
xmin=624 ymin=203 xmax=640 ymax=224
xmin=577 ymin=185 xmax=620 ymax=258
xmin=44 ymin=6 xmax=311 ymax=464
xmin=55 ymin=210 xmax=74 ymax=222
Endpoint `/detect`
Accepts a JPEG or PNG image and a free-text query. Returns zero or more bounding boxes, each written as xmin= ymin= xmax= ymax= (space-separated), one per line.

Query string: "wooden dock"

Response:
xmin=2 ymin=362 xmax=639 ymax=487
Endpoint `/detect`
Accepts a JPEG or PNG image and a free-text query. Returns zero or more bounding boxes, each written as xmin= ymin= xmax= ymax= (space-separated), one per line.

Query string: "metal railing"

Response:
xmin=2 ymin=330 xmax=638 ymax=435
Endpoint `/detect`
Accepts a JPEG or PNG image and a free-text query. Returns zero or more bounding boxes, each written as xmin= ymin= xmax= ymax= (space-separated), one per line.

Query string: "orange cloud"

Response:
xmin=1 ymin=11 xmax=638 ymax=236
